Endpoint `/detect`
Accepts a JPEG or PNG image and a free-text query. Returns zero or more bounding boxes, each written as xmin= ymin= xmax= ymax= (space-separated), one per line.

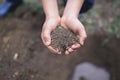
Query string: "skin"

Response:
xmin=41 ymin=0 xmax=87 ymax=55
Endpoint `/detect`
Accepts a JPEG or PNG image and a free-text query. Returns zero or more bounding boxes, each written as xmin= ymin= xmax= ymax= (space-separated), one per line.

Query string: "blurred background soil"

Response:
xmin=0 ymin=0 xmax=120 ymax=80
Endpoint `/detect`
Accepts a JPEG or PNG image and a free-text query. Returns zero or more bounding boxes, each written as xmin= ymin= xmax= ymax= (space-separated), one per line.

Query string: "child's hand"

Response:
xmin=41 ymin=0 xmax=87 ymax=55
xmin=61 ymin=17 xmax=87 ymax=54
xmin=41 ymin=17 xmax=61 ymax=54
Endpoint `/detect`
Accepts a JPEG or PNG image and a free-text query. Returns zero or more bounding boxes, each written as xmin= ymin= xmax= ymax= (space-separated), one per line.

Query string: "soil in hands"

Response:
xmin=51 ymin=26 xmax=79 ymax=54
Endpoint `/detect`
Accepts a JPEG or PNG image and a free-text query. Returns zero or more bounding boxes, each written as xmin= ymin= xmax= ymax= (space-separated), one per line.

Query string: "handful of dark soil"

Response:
xmin=51 ymin=26 xmax=79 ymax=54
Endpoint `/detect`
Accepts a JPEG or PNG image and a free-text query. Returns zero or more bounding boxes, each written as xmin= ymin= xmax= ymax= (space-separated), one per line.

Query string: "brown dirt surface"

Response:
xmin=51 ymin=26 xmax=79 ymax=53
xmin=0 ymin=1 xmax=120 ymax=80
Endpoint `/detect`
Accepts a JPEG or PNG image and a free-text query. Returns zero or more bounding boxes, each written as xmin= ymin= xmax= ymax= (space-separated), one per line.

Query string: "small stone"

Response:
xmin=30 ymin=75 xmax=35 ymax=78
xmin=13 ymin=53 xmax=19 ymax=60
xmin=13 ymin=71 xmax=19 ymax=77
xmin=3 ymin=36 xmax=10 ymax=44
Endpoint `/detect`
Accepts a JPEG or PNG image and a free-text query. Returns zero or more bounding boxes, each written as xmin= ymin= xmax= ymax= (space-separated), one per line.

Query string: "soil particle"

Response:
xmin=51 ymin=26 xmax=79 ymax=53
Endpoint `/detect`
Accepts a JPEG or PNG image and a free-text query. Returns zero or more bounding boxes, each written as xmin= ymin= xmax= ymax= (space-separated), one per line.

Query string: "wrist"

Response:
xmin=62 ymin=14 xmax=78 ymax=20
xmin=45 ymin=11 xmax=60 ymax=19
xmin=61 ymin=16 xmax=77 ymax=24
xmin=46 ymin=15 xmax=60 ymax=20
xmin=45 ymin=16 xmax=61 ymax=25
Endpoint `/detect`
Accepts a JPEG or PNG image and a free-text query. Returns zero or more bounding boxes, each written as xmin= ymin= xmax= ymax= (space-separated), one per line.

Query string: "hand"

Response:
xmin=41 ymin=17 xmax=61 ymax=54
xmin=61 ymin=17 xmax=87 ymax=54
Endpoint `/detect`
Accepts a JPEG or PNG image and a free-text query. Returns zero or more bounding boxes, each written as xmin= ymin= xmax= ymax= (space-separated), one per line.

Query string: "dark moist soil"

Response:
xmin=0 ymin=4 xmax=120 ymax=80
xmin=51 ymin=26 xmax=79 ymax=53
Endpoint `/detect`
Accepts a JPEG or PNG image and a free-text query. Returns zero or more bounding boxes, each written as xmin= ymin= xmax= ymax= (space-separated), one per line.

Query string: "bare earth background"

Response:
xmin=0 ymin=0 xmax=120 ymax=80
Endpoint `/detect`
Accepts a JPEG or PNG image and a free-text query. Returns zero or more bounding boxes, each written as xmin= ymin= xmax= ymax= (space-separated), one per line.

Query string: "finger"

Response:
xmin=71 ymin=43 xmax=80 ymax=49
xmin=68 ymin=48 xmax=74 ymax=53
xmin=65 ymin=50 xmax=69 ymax=55
xmin=79 ymin=29 xmax=87 ymax=45
xmin=41 ymin=23 xmax=53 ymax=46
xmin=77 ymin=24 xmax=87 ymax=45
xmin=68 ymin=47 xmax=78 ymax=54
xmin=41 ymin=32 xmax=51 ymax=46
xmin=48 ymin=46 xmax=59 ymax=54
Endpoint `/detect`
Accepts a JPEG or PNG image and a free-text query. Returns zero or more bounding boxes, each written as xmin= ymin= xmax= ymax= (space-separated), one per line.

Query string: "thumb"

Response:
xmin=78 ymin=27 xmax=87 ymax=45
xmin=41 ymin=29 xmax=51 ymax=46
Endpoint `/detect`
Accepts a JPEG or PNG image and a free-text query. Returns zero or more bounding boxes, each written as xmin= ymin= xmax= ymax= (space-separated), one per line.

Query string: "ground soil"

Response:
xmin=51 ymin=26 xmax=79 ymax=53
xmin=0 ymin=3 xmax=120 ymax=80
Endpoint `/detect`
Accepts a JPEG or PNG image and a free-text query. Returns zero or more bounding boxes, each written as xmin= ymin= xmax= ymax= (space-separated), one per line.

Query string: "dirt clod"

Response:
xmin=51 ymin=26 xmax=79 ymax=53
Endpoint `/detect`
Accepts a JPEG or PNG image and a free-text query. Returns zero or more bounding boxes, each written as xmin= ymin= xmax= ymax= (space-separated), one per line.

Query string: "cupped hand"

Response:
xmin=41 ymin=17 xmax=61 ymax=54
xmin=61 ymin=17 xmax=87 ymax=55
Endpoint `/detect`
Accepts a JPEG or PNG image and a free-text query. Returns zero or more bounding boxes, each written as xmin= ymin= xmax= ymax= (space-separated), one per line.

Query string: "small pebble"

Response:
xmin=13 ymin=53 xmax=19 ymax=60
